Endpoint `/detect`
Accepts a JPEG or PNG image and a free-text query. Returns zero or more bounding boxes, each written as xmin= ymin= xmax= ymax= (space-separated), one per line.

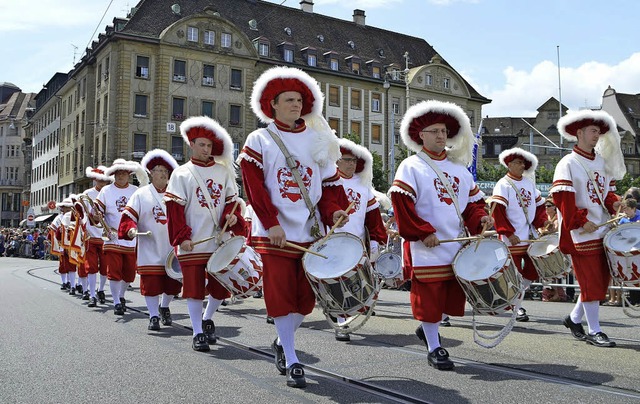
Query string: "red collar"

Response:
xmin=573 ymin=145 xmax=595 ymax=160
xmin=506 ymin=172 xmax=523 ymax=181
xmin=191 ymin=158 xmax=215 ymax=167
xmin=114 ymin=182 xmax=129 ymax=189
xmin=153 ymin=185 xmax=167 ymax=193
xmin=274 ymin=119 xmax=306 ymax=133
xmin=422 ymin=147 xmax=447 ymax=161
xmin=338 ymin=169 xmax=353 ymax=179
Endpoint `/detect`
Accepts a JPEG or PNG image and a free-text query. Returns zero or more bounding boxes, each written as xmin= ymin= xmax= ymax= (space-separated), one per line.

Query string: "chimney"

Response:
xmin=300 ymin=1 xmax=313 ymax=13
xmin=353 ymin=9 xmax=365 ymax=26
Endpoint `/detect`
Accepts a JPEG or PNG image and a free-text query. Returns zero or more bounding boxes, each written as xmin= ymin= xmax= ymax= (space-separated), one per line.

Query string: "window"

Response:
xmin=307 ymin=54 xmax=316 ymax=67
xmin=133 ymin=133 xmax=147 ymax=158
xmin=371 ymin=93 xmax=381 ymax=113
xmin=233 ymin=142 xmax=240 ymax=160
xmin=328 ymin=118 xmax=340 ymax=135
xmin=258 ymin=42 xmax=269 ymax=56
xmin=134 ymin=95 xmax=148 ymax=117
xmin=230 ymin=69 xmax=242 ymax=90
xmin=371 ymin=124 xmax=382 ymax=144
xmin=136 ymin=56 xmax=149 ymax=78
xmin=392 ymin=98 xmax=400 ymax=115
xmin=202 ymin=64 xmax=215 ymax=86
xmin=221 ymin=32 xmax=232 ymax=48
xmin=204 ymin=30 xmax=215 ymax=45
xmin=372 ymin=66 xmax=381 ymax=79
xmin=284 ymin=49 xmax=294 ymax=63
xmin=330 ymin=58 xmax=338 ymax=71
xmin=172 ymin=97 xmax=185 ymax=120
xmin=328 ymin=86 xmax=340 ymax=107
xmin=103 ymin=95 xmax=108 ymax=121
xmin=173 ymin=60 xmax=186 ymax=82
xmin=104 ymin=57 xmax=110 ymax=79
xmin=171 ymin=136 xmax=184 ymax=161
xmin=426 ymin=74 xmax=433 ymax=86
xmin=202 ymin=101 xmax=215 ymax=118
xmin=547 ymin=111 xmax=559 ymax=119
xmin=352 ymin=61 xmax=360 ymax=74
xmin=187 ymin=26 xmax=198 ymax=42
xmin=229 ymin=105 xmax=242 ymax=126
xmin=494 ymin=143 xmax=502 ymax=155
xmin=350 ymin=89 xmax=361 ymax=110
xmin=350 ymin=121 xmax=361 ymax=137
xmin=443 ymin=77 xmax=450 ymax=89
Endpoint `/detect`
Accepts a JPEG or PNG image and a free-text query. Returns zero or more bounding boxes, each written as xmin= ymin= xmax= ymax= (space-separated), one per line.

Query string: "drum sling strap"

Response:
xmin=186 ymin=163 xmax=221 ymax=230
xmin=416 ymin=151 xmax=468 ymax=237
xmin=267 ymin=129 xmax=322 ymax=238
xmin=504 ymin=177 xmax=540 ymax=239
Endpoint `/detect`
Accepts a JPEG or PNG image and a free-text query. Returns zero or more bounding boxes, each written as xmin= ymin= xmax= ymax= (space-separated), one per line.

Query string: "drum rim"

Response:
xmin=206 ymin=236 xmax=246 ymax=274
xmin=453 ymin=238 xmax=509 ymax=281
xmin=303 ymin=232 xmax=366 ymax=279
xmin=165 ymin=250 xmax=183 ymax=280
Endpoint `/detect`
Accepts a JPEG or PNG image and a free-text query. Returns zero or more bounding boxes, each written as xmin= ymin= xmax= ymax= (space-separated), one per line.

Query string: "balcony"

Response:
xmin=202 ymin=77 xmax=215 ymax=86
xmin=132 ymin=151 xmax=145 ymax=159
xmin=173 ymin=75 xmax=186 ymax=82
xmin=172 ymin=153 xmax=184 ymax=161
xmin=172 ymin=113 xmax=185 ymax=121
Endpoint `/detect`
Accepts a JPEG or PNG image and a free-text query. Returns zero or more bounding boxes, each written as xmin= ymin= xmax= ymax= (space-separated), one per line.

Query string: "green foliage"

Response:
xmin=477 ymin=161 xmax=506 ymax=181
xmin=615 ymin=173 xmax=640 ymax=196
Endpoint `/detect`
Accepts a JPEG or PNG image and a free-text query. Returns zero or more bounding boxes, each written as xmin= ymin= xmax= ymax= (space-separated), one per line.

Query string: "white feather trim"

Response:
xmin=400 ymin=100 xmax=475 ymax=166
xmin=498 ymin=147 xmax=539 ymax=182
xmin=105 ymin=159 xmax=141 ymax=176
xmin=140 ymin=149 xmax=179 ymax=172
xmin=373 ymin=189 xmax=391 ymax=211
xmin=179 ymin=116 xmax=235 ymax=166
xmin=338 ymin=138 xmax=373 ymax=186
xmin=237 ymin=152 xmax=264 ymax=170
xmin=307 ymin=115 xmax=341 ymax=167
xmin=251 ymin=66 xmax=324 ymax=124
xmin=388 ymin=185 xmax=416 ymax=203
xmin=85 ymin=165 xmax=113 ymax=182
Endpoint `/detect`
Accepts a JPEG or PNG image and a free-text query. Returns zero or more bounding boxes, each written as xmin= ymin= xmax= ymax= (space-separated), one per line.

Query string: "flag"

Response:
xmin=468 ymin=118 xmax=483 ymax=181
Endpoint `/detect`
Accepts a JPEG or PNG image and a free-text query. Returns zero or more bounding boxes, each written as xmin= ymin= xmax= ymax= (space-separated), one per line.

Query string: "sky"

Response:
xmin=1 ymin=0 xmax=639 ymax=118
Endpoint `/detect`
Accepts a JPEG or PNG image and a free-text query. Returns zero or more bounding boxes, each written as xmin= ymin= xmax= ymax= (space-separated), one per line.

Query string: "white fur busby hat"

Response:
xmin=251 ymin=66 xmax=324 ymax=124
xmin=338 ymin=138 xmax=373 ymax=186
xmin=140 ymin=149 xmax=179 ymax=177
xmin=557 ymin=110 xmax=626 ymax=179
xmin=180 ymin=116 xmax=234 ymax=166
xmin=499 ymin=147 xmax=538 ymax=179
xmin=105 ymin=159 xmax=149 ymax=186
xmin=56 ymin=197 xmax=73 ymax=208
xmin=400 ymin=100 xmax=475 ymax=166
xmin=85 ymin=165 xmax=113 ymax=182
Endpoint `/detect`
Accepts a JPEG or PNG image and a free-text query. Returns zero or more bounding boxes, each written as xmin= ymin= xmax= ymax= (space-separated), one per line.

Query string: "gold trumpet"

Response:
xmin=78 ymin=194 xmax=116 ymax=241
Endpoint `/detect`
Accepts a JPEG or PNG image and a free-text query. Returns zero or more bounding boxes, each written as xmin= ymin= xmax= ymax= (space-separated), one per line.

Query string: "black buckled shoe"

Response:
xmin=266 ymin=316 xmax=274 ymax=324
xmin=286 ymin=363 xmax=307 ymax=388
xmin=97 ymin=290 xmax=106 ymax=304
xmin=88 ymin=297 xmax=97 ymax=307
xmin=415 ymin=325 xmax=442 ymax=349
xmin=202 ymin=319 xmax=217 ymax=345
xmin=335 ymin=328 xmax=351 ymax=342
xmin=159 ymin=307 xmax=172 ymax=326
xmin=82 ymin=291 xmax=90 ymax=301
xmin=428 ymin=347 xmax=455 ymax=370
xmin=441 ymin=316 xmax=451 ymax=327
xmin=586 ymin=332 xmax=616 ymax=348
xmin=562 ymin=315 xmax=587 ymax=341
xmin=516 ymin=307 xmax=529 ymax=322
xmin=76 ymin=284 xmax=83 ymax=294
xmin=192 ymin=333 xmax=210 ymax=352
xmin=119 ymin=297 xmax=127 ymax=312
xmin=272 ymin=338 xmax=286 ymax=375
xmin=60 ymin=282 xmax=68 ymax=290
xmin=253 ymin=290 xmax=263 ymax=298
xmin=68 ymin=287 xmax=76 ymax=296
xmin=114 ymin=303 xmax=124 ymax=316
xmin=148 ymin=316 xmax=161 ymax=331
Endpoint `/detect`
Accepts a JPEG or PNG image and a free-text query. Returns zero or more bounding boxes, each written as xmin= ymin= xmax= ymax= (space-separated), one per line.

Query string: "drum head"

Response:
xmin=605 ymin=223 xmax=640 ymax=252
xmin=375 ymin=253 xmax=402 ymax=278
xmin=454 ymin=239 xmax=509 ymax=281
xmin=304 ymin=233 xmax=364 ymax=279
xmin=207 ymin=236 xmax=245 ymax=274
xmin=528 ymin=234 xmax=559 ymax=257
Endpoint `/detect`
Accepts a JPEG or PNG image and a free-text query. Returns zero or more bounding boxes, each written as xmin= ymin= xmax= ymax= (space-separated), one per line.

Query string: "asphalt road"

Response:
xmin=1 ymin=257 xmax=639 ymax=404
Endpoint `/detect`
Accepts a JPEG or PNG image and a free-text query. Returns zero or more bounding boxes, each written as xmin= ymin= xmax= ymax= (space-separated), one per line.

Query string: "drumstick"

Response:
xmin=321 ymin=201 xmax=356 ymax=243
xmin=192 ymin=235 xmax=217 ymax=247
xmin=284 ymin=242 xmax=328 ymax=259
xmin=439 ymin=236 xmax=482 ymax=243
xmin=578 ymin=215 xmax=624 ymax=235
xmin=134 ymin=231 xmax=152 ymax=237
xmin=217 ymin=199 xmax=240 ymax=243
xmin=474 ymin=203 xmax=497 ymax=252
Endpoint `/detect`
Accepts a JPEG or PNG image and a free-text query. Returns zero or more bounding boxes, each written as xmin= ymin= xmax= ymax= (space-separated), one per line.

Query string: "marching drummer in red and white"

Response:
xmin=390 ymin=100 xmax=492 ymax=370
xmin=238 ymin=66 xmax=349 ymax=388
xmin=48 ymin=198 xmax=73 ymax=290
xmin=492 ymin=147 xmax=550 ymax=322
xmin=551 ymin=110 xmax=624 ymax=348
xmin=82 ymin=166 xmax=113 ymax=307
xmin=333 ymin=138 xmax=387 ymax=342
xmin=93 ymin=159 xmax=147 ymax=316
xmin=165 ymin=116 xmax=246 ymax=352
xmin=119 ymin=149 xmax=182 ymax=331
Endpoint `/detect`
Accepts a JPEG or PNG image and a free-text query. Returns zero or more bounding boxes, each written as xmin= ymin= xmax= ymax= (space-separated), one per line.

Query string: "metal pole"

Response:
xmin=557 ymin=45 xmax=563 ymax=157
xmin=390 ymin=112 xmax=395 ymax=180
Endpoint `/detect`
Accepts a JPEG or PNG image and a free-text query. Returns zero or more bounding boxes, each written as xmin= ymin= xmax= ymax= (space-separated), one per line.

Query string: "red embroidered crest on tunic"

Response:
xmin=152 ymin=205 xmax=167 ymax=224
xmin=345 ymin=188 xmax=361 ymax=214
xmin=586 ymin=172 xmax=605 ymax=204
xmin=116 ymin=196 xmax=128 ymax=212
xmin=196 ymin=180 xmax=223 ymax=208
xmin=433 ymin=173 xmax=460 ymax=205
xmin=277 ymin=160 xmax=312 ymax=202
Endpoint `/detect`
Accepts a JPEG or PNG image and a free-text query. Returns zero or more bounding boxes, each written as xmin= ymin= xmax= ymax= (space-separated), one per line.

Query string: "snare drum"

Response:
xmin=453 ymin=239 xmax=522 ymax=316
xmin=374 ymin=252 xmax=405 ymax=289
xmin=527 ymin=234 xmax=571 ymax=281
xmin=164 ymin=247 xmax=183 ymax=282
xmin=206 ymin=236 xmax=263 ymax=299
xmin=603 ymin=222 xmax=640 ymax=286
xmin=302 ymin=233 xmax=379 ymax=317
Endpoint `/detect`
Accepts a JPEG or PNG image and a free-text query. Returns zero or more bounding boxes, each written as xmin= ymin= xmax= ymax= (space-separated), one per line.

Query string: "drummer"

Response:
xmin=332 ymin=138 xmax=387 ymax=341
xmin=492 ymin=147 xmax=550 ymax=322
xmin=390 ymin=100 xmax=492 ymax=370
xmin=238 ymin=66 xmax=349 ymax=388
xmin=118 ymin=149 xmax=182 ymax=331
xmin=551 ymin=110 xmax=623 ymax=348
xmin=165 ymin=116 xmax=246 ymax=352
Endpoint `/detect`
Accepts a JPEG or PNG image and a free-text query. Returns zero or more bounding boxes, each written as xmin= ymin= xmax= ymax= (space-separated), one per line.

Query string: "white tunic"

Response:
xmin=95 ymin=183 xmax=138 ymax=252
xmin=335 ymin=173 xmax=379 ymax=243
xmin=492 ymin=174 xmax=543 ymax=246
xmin=82 ymin=187 xmax=103 ymax=242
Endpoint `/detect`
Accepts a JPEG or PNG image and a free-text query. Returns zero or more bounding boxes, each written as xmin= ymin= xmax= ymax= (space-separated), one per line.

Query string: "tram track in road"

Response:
xmin=28 ymin=265 xmax=640 ymax=402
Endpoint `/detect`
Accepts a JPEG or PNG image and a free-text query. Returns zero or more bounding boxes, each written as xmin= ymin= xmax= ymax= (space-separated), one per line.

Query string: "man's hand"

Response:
xmin=332 ymin=210 xmax=349 ymax=227
xmin=613 ymin=200 xmax=622 ymax=212
xmin=422 ymin=234 xmax=440 ymax=248
xmin=268 ymin=225 xmax=287 ymax=248
xmin=480 ymin=215 xmax=495 ymax=230
xmin=508 ymin=234 xmax=521 ymax=245
xmin=582 ymin=221 xmax=598 ymax=233
xmin=180 ymin=239 xmax=194 ymax=252
xmin=224 ymin=213 xmax=238 ymax=228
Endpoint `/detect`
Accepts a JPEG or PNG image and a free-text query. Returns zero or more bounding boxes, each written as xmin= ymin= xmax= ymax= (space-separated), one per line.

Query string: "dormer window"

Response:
xmin=301 ymin=47 xmax=317 ymax=67
xmin=253 ymin=37 xmax=271 ymax=57
xmin=366 ymin=60 xmax=382 ymax=78
xmin=187 ymin=26 xmax=198 ymax=42
xmin=426 ymin=74 xmax=433 ymax=86
xmin=345 ymin=56 xmax=361 ymax=75
xmin=278 ymin=42 xmax=295 ymax=63
xmin=324 ymin=51 xmax=339 ymax=71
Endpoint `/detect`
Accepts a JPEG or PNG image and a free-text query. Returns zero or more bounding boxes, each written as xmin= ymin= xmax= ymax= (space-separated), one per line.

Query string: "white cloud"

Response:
xmin=474 ymin=53 xmax=640 ymax=118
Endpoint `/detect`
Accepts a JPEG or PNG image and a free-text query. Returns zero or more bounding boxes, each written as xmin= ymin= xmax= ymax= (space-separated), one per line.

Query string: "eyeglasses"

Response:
xmin=151 ymin=168 xmax=169 ymax=173
xmin=420 ymin=128 xmax=450 ymax=135
xmin=340 ymin=158 xmax=358 ymax=163
xmin=545 ymin=204 xmax=555 ymax=208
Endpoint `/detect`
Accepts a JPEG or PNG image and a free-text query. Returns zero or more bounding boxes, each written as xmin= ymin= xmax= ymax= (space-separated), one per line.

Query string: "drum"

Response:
xmin=453 ymin=239 xmax=522 ymax=316
xmin=603 ymin=222 xmax=640 ymax=286
xmin=527 ymin=234 xmax=571 ymax=281
xmin=206 ymin=236 xmax=263 ymax=299
xmin=374 ymin=252 xmax=405 ymax=289
xmin=302 ymin=233 xmax=379 ymax=317
xmin=164 ymin=247 xmax=183 ymax=282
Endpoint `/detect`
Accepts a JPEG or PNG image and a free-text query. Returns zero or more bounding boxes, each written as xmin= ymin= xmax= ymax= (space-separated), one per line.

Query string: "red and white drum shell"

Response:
xmin=302 ymin=233 xmax=379 ymax=317
xmin=527 ymin=233 xmax=571 ymax=281
xmin=206 ymin=236 xmax=263 ymax=299
xmin=164 ymin=247 xmax=183 ymax=283
xmin=603 ymin=222 xmax=640 ymax=287
xmin=452 ymin=238 xmax=522 ymax=316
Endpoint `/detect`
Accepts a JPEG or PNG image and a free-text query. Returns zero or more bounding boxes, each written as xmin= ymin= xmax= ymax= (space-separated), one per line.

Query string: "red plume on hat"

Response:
xmin=140 ymin=149 xmax=179 ymax=176
xmin=250 ymin=66 xmax=324 ymax=124
xmin=338 ymin=138 xmax=373 ymax=186
xmin=85 ymin=165 xmax=113 ymax=182
xmin=400 ymin=100 xmax=475 ymax=166
xmin=180 ymin=116 xmax=234 ymax=165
